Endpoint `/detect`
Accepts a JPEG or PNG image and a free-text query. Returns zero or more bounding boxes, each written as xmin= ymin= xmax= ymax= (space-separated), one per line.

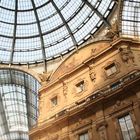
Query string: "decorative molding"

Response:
xmin=110 ymin=100 xmax=133 ymax=116
xmin=39 ymin=71 xmax=52 ymax=82
xmin=63 ymin=57 xmax=79 ymax=72
xmin=48 ymin=134 xmax=59 ymax=140
xmin=71 ymin=118 xmax=92 ymax=132
xmin=91 ymin=48 xmax=96 ymax=56
xmin=96 ymin=120 xmax=108 ymax=140
xmin=38 ymin=70 xmax=140 ymax=125
xmin=96 ymin=120 xmax=107 ymax=131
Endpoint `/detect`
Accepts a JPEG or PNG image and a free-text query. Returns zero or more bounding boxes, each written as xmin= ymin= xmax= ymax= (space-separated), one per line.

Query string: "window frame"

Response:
xmin=79 ymin=131 xmax=89 ymax=140
xmin=103 ymin=61 xmax=119 ymax=78
xmin=118 ymin=114 xmax=137 ymax=140
xmin=75 ymin=80 xmax=85 ymax=93
xmin=105 ymin=63 xmax=117 ymax=76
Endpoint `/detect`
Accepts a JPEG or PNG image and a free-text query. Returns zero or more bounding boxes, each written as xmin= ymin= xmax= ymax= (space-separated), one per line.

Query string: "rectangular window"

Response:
xmin=79 ymin=132 xmax=89 ymax=140
xmin=118 ymin=114 xmax=136 ymax=140
xmin=51 ymin=96 xmax=57 ymax=107
xmin=105 ymin=63 xmax=117 ymax=76
xmin=76 ymin=81 xmax=85 ymax=93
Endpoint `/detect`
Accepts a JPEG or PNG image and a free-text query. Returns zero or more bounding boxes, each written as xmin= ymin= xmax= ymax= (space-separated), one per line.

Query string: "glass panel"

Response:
xmin=121 ymin=0 xmax=140 ymax=39
xmin=17 ymin=11 xmax=36 ymax=24
xmin=105 ymin=63 xmax=117 ymax=76
xmin=0 ymin=69 xmax=40 ymax=140
xmin=79 ymin=132 xmax=89 ymax=140
xmin=118 ymin=114 xmax=136 ymax=140
xmin=61 ymin=0 xmax=82 ymax=20
xmin=125 ymin=115 xmax=137 ymax=140
xmin=0 ymin=0 xmax=116 ymax=64
xmin=0 ymin=0 xmax=15 ymax=10
xmin=18 ymin=0 xmax=32 ymax=10
xmin=0 ymin=8 xmax=15 ymax=24
xmin=111 ymin=65 xmax=117 ymax=73
xmin=119 ymin=118 xmax=131 ymax=140
xmin=97 ymin=0 xmax=111 ymax=15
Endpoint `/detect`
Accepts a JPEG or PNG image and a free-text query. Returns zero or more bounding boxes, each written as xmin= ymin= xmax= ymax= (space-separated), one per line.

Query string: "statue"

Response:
xmin=119 ymin=45 xmax=134 ymax=64
xmin=105 ymin=20 xmax=119 ymax=40
xmin=89 ymin=65 xmax=96 ymax=82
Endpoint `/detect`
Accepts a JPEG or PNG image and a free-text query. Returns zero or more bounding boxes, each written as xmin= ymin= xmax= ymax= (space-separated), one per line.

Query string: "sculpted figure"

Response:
xmin=89 ymin=65 xmax=96 ymax=82
xmin=119 ymin=45 xmax=134 ymax=63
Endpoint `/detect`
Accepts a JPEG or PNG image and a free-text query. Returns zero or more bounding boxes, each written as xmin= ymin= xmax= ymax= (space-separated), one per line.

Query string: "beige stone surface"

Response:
xmin=29 ymin=38 xmax=140 ymax=140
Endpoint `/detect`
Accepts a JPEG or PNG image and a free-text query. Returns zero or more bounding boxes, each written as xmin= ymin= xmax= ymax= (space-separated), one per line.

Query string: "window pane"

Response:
xmin=79 ymin=132 xmax=89 ymax=140
xmin=125 ymin=115 xmax=136 ymax=140
xmin=111 ymin=66 xmax=117 ymax=73
xmin=105 ymin=63 xmax=117 ymax=76
xmin=118 ymin=114 xmax=136 ymax=140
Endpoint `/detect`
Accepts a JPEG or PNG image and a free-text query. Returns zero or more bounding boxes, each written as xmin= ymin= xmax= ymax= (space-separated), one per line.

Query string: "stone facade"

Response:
xmin=29 ymin=38 xmax=140 ymax=140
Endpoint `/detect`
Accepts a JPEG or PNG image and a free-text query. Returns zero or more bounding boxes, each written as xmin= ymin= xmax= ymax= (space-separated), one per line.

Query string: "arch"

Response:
xmin=0 ymin=68 xmax=40 ymax=140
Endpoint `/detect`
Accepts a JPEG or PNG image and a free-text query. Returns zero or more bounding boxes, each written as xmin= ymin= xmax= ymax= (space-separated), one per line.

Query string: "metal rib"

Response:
xmin=51 ymin=0 xmax=78 ymax=48
xmin=31 ymin=0 xmax=47 ymax=71
xmin=9 ymin=0 xmax=18 ymax=64
xmin=82 ymin=0 xmax=111 ymax=27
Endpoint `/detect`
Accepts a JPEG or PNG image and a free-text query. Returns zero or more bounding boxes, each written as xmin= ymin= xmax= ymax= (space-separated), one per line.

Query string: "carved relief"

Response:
xmin=64 ymin=57 xmax=78 ymax=72
xmin=72 ymin=118 xmax=92 ymax=132
xmin=63 ymin=81 xmax=68 ymax=97
xmin=61 ymin=136 xmax=70 ymax=140
xmin=98 ymin=126 xmax=108 ymax=140
xmin=47 ymin=134 xmax=59 ymax=140
xmin=119 ymin=45 xmax=135 ymax=64
xmin=96 ymin=121 xmax=108 ymax=140
xmin=39 ymin=71 xmax=51 ymax=82
xmin=91 ymin=48 xmax=96 ymax=56
xmin=110 ymin=100 xmax=133 ymax=115
xmin=89 ymin=65 xmax=96 ymax=82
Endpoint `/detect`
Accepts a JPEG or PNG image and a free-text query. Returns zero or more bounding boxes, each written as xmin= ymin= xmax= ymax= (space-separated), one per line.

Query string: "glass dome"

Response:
xmin=0 ymin=0 xmax=116 ymax=64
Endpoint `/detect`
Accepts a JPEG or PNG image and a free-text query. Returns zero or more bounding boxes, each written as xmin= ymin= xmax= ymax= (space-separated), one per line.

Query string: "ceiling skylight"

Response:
xmin=0 ymin=0 xmax=115 ymax=64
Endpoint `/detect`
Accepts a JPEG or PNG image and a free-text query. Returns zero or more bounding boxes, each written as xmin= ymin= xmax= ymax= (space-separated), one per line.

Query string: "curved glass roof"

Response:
xmin=0 ymin=0 xmax=116 ymax=64
xmin=0 ymin=69 xmax=39 ymax=140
